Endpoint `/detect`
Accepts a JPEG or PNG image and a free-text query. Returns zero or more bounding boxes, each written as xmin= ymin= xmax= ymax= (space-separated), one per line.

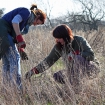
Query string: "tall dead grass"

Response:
xmin=0 ymin=27 xmax=105 ymax=105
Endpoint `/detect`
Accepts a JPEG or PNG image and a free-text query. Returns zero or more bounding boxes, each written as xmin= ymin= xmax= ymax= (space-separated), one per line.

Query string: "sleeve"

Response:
xmin=79 ymin=36 xmax=94 ymax=61
xmin=12 ymin=14 xmax=22 ymax=24
xmin=35 ymin=45 xmax=62 ymax=73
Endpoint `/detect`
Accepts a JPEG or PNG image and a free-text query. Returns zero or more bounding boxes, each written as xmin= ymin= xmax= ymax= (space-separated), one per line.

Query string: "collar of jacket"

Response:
xmin=27 ymin=12 xmax=36 ymax=26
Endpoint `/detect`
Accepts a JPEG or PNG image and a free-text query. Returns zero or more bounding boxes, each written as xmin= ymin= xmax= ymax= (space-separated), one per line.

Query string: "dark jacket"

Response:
xmin=0 ymin=19 xmax=11 ymax=59
xmin=35 ymin=35 xmax=95 ymax=73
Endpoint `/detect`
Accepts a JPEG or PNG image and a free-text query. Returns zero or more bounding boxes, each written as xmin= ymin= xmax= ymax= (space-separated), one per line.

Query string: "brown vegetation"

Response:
xmin=0 ymin=27 xmax=105 ymax=105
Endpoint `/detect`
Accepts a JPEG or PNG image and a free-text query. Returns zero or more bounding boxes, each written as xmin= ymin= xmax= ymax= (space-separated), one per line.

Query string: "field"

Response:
xmin=0 ymin=27 xmax=105 ymax=105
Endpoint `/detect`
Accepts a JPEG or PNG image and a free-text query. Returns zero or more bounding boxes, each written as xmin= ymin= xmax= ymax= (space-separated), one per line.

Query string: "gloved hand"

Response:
xmin=53 ymin=71 xmax=65 ymax=84
xmin=16 ymin=34 xmax=26 ymax=48
xmin=68 ymin=52 xmax=74 ymax=60
xmin=18 ymin=48 xmax=28 ymax=60
xmin=25 ymin=67 xmax=39 ymax=80
xmin=68 ymin=50 xmax=80 ymax=61
xmin=74 ymin=50 xmax=80 ymax=55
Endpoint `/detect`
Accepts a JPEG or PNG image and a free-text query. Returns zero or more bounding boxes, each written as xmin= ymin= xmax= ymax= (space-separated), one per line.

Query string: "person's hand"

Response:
xmin=68 ymin=50 xmax=80 ymax=61
xmin=25 ymin=70 xmax=34 ymax=81
xmin=68 ymin=52 xmax=74 ymax=60
xmin=53 ymin=71 xmax=65 ymax=84
xmin=18 ymin=48 xmax=28 ymax=60
xmin=25 ymin=67 xmax=39 ymax=80
xmin=74 ymin=50 xmax=80 ymax=55
xmin=16 ymin=34 xmax=26 ymax=48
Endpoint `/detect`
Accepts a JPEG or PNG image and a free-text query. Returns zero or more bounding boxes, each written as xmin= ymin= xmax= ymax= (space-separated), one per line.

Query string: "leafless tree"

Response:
xmin=63 ymin=0 xmax=105 ymax=30
xmin=33 ymin=0 xmax=56 ymax=28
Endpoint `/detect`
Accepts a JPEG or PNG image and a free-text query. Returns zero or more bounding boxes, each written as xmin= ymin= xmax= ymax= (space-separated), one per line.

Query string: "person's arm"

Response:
xmin=12 ymin=14 xmax=26 ymax=48
xmin=12 ymin=14 xmax=22 ymax=35
xmin=36 ymin=44 xmax=62 ymax=73
xmin=79 ymin=36 xmax=94 ymax=61
xmin=25 ymin=44 xmax=62 ymax=79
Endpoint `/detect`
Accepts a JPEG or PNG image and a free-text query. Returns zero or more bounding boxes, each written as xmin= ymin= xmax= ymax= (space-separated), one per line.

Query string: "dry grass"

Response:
xmin=0 ymin=27 xmax=105 ymax=105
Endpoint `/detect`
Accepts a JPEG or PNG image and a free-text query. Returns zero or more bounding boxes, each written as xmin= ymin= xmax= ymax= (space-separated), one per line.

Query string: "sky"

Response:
xmin=0 ymin=0 xmax=81 ymax=18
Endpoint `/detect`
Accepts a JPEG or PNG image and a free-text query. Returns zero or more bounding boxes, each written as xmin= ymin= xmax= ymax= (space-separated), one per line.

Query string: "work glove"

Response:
xmin=68 ymin=50 xmax=80 ymax=61
xmin=18 ymin=48 xmax=28 ymax=60
xmin=16 ymin=34 xmax=26 ymax=48
xmin=25 ymin=67 xmax=39 ymax=80
xmin=53 ymin=71 xmax=65 ymax=84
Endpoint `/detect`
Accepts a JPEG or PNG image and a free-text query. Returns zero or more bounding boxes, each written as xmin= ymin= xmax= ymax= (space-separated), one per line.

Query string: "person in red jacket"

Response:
xmin=0 ymin=3 xmax=46 ymax=90
xmin=25 ymin=24 xmax=100 ymax=92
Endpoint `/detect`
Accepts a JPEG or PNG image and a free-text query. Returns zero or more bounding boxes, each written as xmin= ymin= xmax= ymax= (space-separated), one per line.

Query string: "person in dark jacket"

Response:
xmin=0 ymin=3 xmax=46 ymax=90
xmin=25 ymin=24 xmax=100 ymax=91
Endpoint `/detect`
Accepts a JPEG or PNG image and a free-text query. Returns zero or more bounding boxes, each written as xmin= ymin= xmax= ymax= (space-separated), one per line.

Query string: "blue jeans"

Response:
xmin=2 ymin=34 xmax=22 ymax=90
